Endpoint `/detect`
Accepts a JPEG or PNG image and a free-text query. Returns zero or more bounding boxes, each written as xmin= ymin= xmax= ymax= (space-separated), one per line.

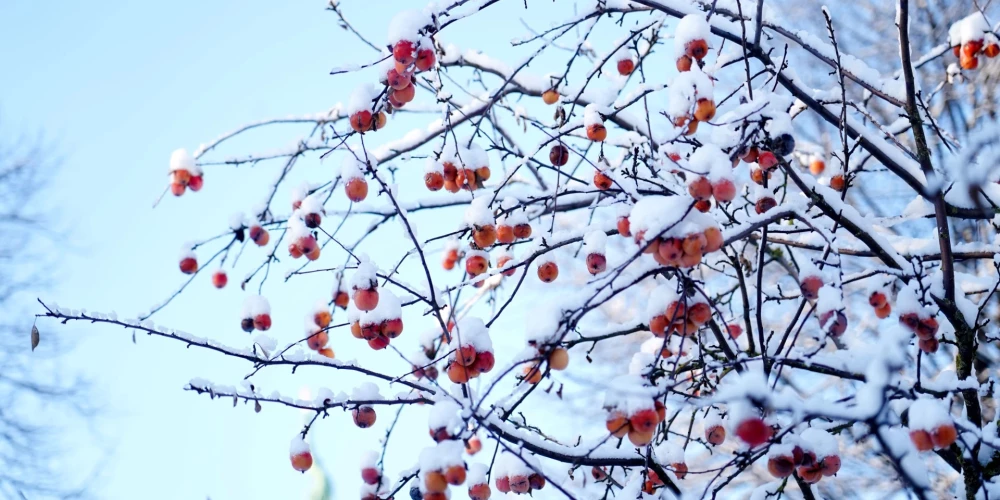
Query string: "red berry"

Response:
xmin=735 ymin=417 xmax=772 ymax=447
xmin=211 ymin=270 xmax=227 ymax=289
xmin=179 ymin=257 xmax=198 ymax=274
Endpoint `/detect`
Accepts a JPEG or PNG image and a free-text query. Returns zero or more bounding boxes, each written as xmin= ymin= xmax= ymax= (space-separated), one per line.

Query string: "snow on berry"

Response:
xmin=908 ymin=398 xmax=952 ymax=431
xmin=629 ymin=195 xmax=716 ymax=240
xmin=387 ymin=9 xmax=431 ymax=45
xmin=169 ymin=148 xmax=201 ymax=175
xmin=815 ymin=285 xmax=841 ymax=316
xmin=798 ymin=428 xmax=839 ymax=458
xmin=467 ymin=462 xmax=489 ymax=486
xmin=584 ymin=230 xmax=607 ymax=254
xmin=464 ymin=142 xmax=489 ymax=169
xmin=428 ymin=399 xmax=463 ymax=432
xmin=674 ymin=14 xmax=711 ymax=59
xmin=242 ymin=295 xmax=271 ymax=318
xmin=654 ymin=442 xmax=685 ymax=466
xmin=351 ymin=381 xmax=383 ymax=401
xmin=950 ymin=11 xmax=991 ymax=46
xmin=348 ymin=83 xmax=380 ymax=115
xmin=449 ymin=317 xmax=493 ymax=353
xmin=351 ymin=258 xmax=379 ymax=290
xmin=463 ymin=197 xmax=496 ymax=229
xmin=425 ymin=158 xmax=444 ymax=175
xmin=289 ymin=435 xmax=310 ymax=456
xmin=341 ymin=156 xmax=367 ymax=181
xmin=419 ymin=440 xmax=465 ymax=471
xmin=584 ymin=104 xmax=604 ymax=127
xmin=361 ymin=288 xmax=401 ymax=324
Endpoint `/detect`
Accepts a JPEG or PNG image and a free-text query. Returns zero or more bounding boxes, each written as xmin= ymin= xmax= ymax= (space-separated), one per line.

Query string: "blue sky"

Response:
xmin=2 ymin=2 xmax=664 ymax=499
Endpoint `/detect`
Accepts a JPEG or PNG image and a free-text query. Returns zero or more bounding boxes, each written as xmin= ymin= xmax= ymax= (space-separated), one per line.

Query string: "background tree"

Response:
xmin=37 ymin=1 xmax=1000 ymax=499
xmin=1 ymin=128 xmax=91 ymax=498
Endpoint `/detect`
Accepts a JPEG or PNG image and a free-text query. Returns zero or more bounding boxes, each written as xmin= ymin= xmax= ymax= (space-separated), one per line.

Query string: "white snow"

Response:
xmin=674 ymin=14 xmax=711 ymax=59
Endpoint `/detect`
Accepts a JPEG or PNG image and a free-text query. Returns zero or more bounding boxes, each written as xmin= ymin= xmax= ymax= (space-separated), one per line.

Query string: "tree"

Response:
xmin=36 ymin=1 xmax=1000 ymax=498
xmin=2 ymin=129 xmax=90 ymax=499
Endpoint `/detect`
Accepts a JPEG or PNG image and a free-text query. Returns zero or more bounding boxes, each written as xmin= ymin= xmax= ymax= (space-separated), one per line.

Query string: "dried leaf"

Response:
xmin=30 ymin=325 xmax=40 ymax=351
xmin=233 ymin=395 xmax=238 ymax=407
xmin=254 ymin=400 xmax=262 ymax=413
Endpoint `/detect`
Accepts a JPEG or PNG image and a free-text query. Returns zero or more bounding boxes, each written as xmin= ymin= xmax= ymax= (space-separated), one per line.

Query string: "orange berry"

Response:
xmin=767 ymin=455 xmax=794 ymax=478
xmin=314 ymin=310 xmax=332 ymax=329
xmin=830 ymin=174 xmax=845 ymax=191
xmin=586 ymin=253 xmax=607 ymax=274
xmin=706 ymin=425 xmax=726 ymax=445
xmin=382 ymin=318 xmax=404 ymax=338
xmin=469 ymin=483 xmax=491 ymax=500
xmin=629 ymin=408 xmax=659 ymax=434
xmin=548 ymin=348 xmax=569 ymax=370
xmin=353 ymin=287 xmax=380 ymax=311
xmin=424 ymin=470 xmax=448 ymax=493
xmin=875 ymin=302 xmax=892 ymax=319
xmin=587 ymin=123 xmax=607 ymax=142
xmin=249 ymin=225 xmax=270 ymax=246
xmin=352 ymin=406 xmax=377 ymax=428
xmin=522 ymin=363 xmax=543 ymax=384
xmin=932 ymin=424 xmax=957 ymax=449
xmin=465 ymin=255 xmax=489 ymax=276
xmin=537 ymin=261 xmax=559 ymax=283
xmin=542 ymin=89 xmax=559 ymax=104
xmin=606 ymin=411 xmax=630 ymax=438
xmin=345 ymin=177 xmax=368 ymax=202
xmin=445 ymin=465 xmax=467 ymax=486
xmin=307 ymin=330 xmax=329 ymax=351
xmin=676 ymin=55 xmax=693 ymax=72
xmin=472 ymin=225 xmax=497 ymax=248
xmin=513 ymin=223 xmax=532 ymax=239
xmin=694 ymin=98 xmax=716 ymax=122
xmin=986 ymin=43 xmax=1000 ymax=58
xmin=350 ymin=110 xmax=374 ymax=133
xmin=685 ymin=39 xmax=709 ymax=60
xmin=688 ymin=176 xmax=712 ymax=200
xmin=594 ymin=171 xmax=613 ymax=190
xmin=496 ymin=224 xmax=515 ymax=244
xmin=617 ymin=216 xmax=631 ymax=237
xmin=425 ymin=172 xmax=444 ymax=191
xmin=910 ymin=429 xmax=933 ymax=451
xmin=291 ymin=451 xmax=313 ymax=472
xmin=809 ymin=159 xmax=825 ymax=175
xmin=447 ymin=362 xmax=472 ymax=384
xmin=703 ymin=226 xmax=724 ymax=253
xmin=627 ymin=427 xmax=654 ymax=447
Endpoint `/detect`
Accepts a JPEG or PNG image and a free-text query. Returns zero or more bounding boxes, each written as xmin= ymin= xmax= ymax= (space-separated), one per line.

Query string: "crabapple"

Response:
xmin=767 ymin=455 xmax=794 ymax=478
xmin=495 ymin=476 xmax=511 ymax=493
xmin=755 ymin=197 xmax=777 ymax=214
xmin=676 ymin=55 xmax=692 ymax=72
xmin=627 ymin=427 xmax=654 ymax=447
xmin=593 ymin=171 xmax=613 ymax=190
xmin=830 ymin=174 xmax=845 ymax=192
xmin=170 ymin=182 xmax=186 ymax=196
xmin=586 ymin=123 xmax=607 ymax=142
xmin=211 ymin=270 xmax=227 ymax=288
xmin=415 ymin=48 xmax=435 ymax=72
xmin=688 ymin=176 xmax=712 ymax=200
xmin=352 ymin=406 xmax=377 ymax=428
xmin=353 ymin=287 xmax=380 ymax=311
xmin=253 ymin=313 xmax=272 ymax=331
xmin=820 ymin=455 xmax=841 ymax=477
xmin=179 ymin=256 xmax=198 ymax=274
xmin=424 ymin=172 xmax=444 ymax=191
xmin=468 ymin=483 xmax=491 ymax=500
xmin=383 ymin=318 xmax=404 ymax=338
xmin=537 ymin=262 xmax=559 ymax=283
xmin=712 ymin=178 xmax=736 ymax=202
xmin=617 ymin=217 xmax=631 ymax=237
xmin=509 ymin=475 xmax=530 ymax=494
xmin=549 ymin=144 xmax=569 ymax=166
xmin=393 ymin=40 xmax=416 ymax=66
xmin=617 ymin=58 xmax=634 ymax=75
xmin=345 ymin=178 xmax=369 ymax=202
xmin=875 ymin=302 xmax=892 ymax=319
xmin=685 ymin=39 xmax=708 ymax=60
xmin=586 ymin=253 xmax=607 ymax=274
xmin=528 ymin=474 xmax=545 ymax=490
xmin=800 ymin=275 xmax=823 ymax=300
xmin=367 ymin=334 xmax=390 ymax=350
xmin=932 ymin=424 xmax=957 ymax=449
xmin=445 ymin=465 xmax=467 ymax=486
xmin=472 ymin=351 xmax=495 ymax=373
xmin=424 ymin=471 xmax=447 ymax=493
xmin=819 ymin=310 xmax=848 ymax=336
xmin=809 ymin=158 xmax=825 ymax=175
xmin=187 ymin=175 xmax=203 ymax=192
xmin=542 ymin=89 xmax=559 ymax=104
xmin=496 ymin=255 xmax=516 ymax=277
xmin=472 ymin=225 xmax=497 ymax=248
xmin=757 ymin=151 xmax=778 ymax=170
xmin=350 ymin=110 xmax=373 ymax=133
xmin=548 ymin=348 xmax=569 ymax=370
xmin=735 ymin=417 xmax=772 ymax=447
xmin=629 ymin=408 xmax=659 ymax=433
xmin=465 ymin=254 xmax=488 ymax=276
xmin=513 ymin=223 xmax=532 ymax=239
xmin=694 ymin=98 xmax=716 ymax=122
xmin=249 ymin=225 xmax=269 ymax=246
xmin=910 ymin=429 xmax=933 ymax=451
xmin=706 ymin=425 xmax=726 ymax=445
xmin=307 ymin=330 xmax=329 ymax=351
xmin=291 ymin=450 xmax=313 ymax=472
xmin=606 ymin=411 xmax=630 ymax=438
xmin=241 ymin=318 xmax=255 ymax=333
xmin=362 ymin=467 xmax=381 ymax=485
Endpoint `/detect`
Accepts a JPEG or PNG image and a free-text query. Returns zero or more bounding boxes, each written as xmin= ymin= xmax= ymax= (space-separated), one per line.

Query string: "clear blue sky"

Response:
xmin=1 ymin=2 xmax=648 ymax=498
